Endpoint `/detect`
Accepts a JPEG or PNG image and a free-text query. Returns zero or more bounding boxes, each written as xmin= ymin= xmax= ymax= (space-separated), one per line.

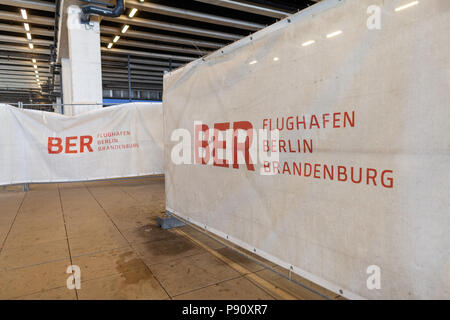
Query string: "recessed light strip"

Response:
xmin=129 ymin=8 xmax=138 ymax=18
xmin=21 ymin=9 xmax=27 ymax=20
xmin=121 ymin=25 xmax=129 ymax=33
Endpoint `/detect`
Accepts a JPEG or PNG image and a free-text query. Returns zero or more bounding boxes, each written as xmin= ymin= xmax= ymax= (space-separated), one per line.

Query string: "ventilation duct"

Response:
xmin=81 ymin=0 xmax=125 ymax=23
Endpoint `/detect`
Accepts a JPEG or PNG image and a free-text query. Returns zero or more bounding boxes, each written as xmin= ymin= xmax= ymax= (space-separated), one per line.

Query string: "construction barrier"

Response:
xmin=163 ymin=0 xmax=450 ymax=299
xmin=0 ymin=102 xmax=164 ymax=185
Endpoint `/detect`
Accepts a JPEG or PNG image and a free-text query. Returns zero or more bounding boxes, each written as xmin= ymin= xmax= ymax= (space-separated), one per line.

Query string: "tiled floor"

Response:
xmin=0 ymin=176 xmax=342 ymax=300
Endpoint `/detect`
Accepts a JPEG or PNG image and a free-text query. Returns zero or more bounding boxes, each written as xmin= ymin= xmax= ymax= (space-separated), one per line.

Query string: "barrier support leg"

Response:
xmin=157 ymin=210 xmax=185 ymax=230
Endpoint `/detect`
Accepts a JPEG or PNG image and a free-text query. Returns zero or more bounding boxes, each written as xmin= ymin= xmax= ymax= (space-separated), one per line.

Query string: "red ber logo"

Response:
xmin=48 ymin=136 xmax=94 ymax=154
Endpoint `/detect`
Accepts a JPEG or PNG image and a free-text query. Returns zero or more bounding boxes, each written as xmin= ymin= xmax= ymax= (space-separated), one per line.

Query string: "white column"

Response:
xmin=66 ymin=5 xmax=103 ymax=115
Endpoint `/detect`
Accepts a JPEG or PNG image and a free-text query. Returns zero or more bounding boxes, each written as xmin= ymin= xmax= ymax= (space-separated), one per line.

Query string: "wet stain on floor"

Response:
xmin=115 ymin=251 xmax=150 ymax=285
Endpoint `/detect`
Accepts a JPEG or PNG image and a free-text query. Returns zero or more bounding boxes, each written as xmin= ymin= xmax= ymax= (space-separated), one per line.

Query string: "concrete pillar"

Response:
xmin=53 ymin=97 xmax=62 ymax=114
xmin=61 ymin=58 xmax=72 ymax=115
xmin=63 ymin=5 xmax=103 ymax=115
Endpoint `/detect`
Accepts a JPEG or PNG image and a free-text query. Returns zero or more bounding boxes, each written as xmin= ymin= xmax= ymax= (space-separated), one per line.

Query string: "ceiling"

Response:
xmin=0 ymin=0 xmax=321 ymax=105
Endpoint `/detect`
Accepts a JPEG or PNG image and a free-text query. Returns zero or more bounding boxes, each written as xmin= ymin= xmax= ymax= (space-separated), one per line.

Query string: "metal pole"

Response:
xmin=127 ymin=54 xmax=132 ymax=102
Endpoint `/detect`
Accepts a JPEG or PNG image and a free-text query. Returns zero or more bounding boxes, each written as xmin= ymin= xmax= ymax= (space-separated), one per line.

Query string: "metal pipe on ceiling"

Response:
xmin=0 ymin=45 xmax=51 ymax=55
xmin=101 ymin=47 xmax=195 ymax=62
xmin=100 ymin=37 xmax=209 ymax=56
xmin=0 ymin=11 xmax=54 ymax=26
xmin=126 ymin=0 xmax=264 ymax=31
xmin=0 ymin=0 xmax=56 ymax=12
xmin=194 ymin=0 xmax=290 ymax=18
xmin=102 ymin=73 xmax=162 ymax=81
xmin=0 ymin=79 xmax=42 ymax=84
xmin=103 ymin=64 xmax=163 ymax=72
xmin=103 ymin=70 xmax=162 ymax=77
xmin=0 ymin=52 xmax=50 ymax=61
xmin=100 ymin=26 xmax=224 ymax=49
xmin=101 ymin=55 xmax=183 ymax=68
xmin=102 ymin=15 xmax=242 ymax=41
xmin=0 ymin=71 xmax=50 ymax=77
xmin=0 ymin=69 xmax=49 ymax=75
xmin=0 ymin=35 xmax=53 ymax=47
xmin=0 ymin=59 xmax=48 ymax=67
xmin=0 ymin=24 xmax=54 ymax=37
xmin=126 ymin=64 xmax=168 ymax=72
xmin=0 ymin=90 xmax=43 ymax=94
xmin=0 ymin=74 xmax=49 ymax=80
xmin=0 ymin=65 xmax=48 ymax=72
xmin=102 ymin=62 xmax=167 ymax=73
xmin=102 ymin=66 xmax=163 ymax=73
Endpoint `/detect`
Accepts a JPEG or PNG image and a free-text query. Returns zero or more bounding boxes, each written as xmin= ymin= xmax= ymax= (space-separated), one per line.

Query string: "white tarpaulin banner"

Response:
xmin=0 ymin=102 xmax=164 ymax=185
xmin=163 ymin=0 xmax=450 ymax=299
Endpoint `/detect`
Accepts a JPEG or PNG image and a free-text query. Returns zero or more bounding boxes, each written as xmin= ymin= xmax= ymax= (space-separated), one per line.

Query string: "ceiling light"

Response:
xmin=107 ymin=43 xmax=113 ymax=49
xmin=33 ymin=65 xmax=37 ymax=69
xmin=21 ymin=9 xmax=28 ymax=20
xmin=273 ymin=57 xmax=279 ymax=61
xmin=129 ymin=8 xmax=138 ymax=18
xmin=249 ymin=60 xmax=258 ymax=65
xmin=113 ymin=35 xmax=120 ymax=43
xmin=35 ymin=70 xmax=38 ymax=74
xmin=32 ymin=58 xmax=36 ymax=63
xmin=29 ymin=43 xmax=34 ymax=49
xmin=395 ymin=1 xmax=419 ymax=12
xmin=326 ymin=30 xmax=343 ymax=38
xmin=302 ymin=40 xmax=315 ymax=47
xmin=26 ymin=32 xmax=32 ymax=40
xmin=121 ymin=25 xmax=129 ymax=33
xmin=24 ymin=23 xmax=30 ymax=31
